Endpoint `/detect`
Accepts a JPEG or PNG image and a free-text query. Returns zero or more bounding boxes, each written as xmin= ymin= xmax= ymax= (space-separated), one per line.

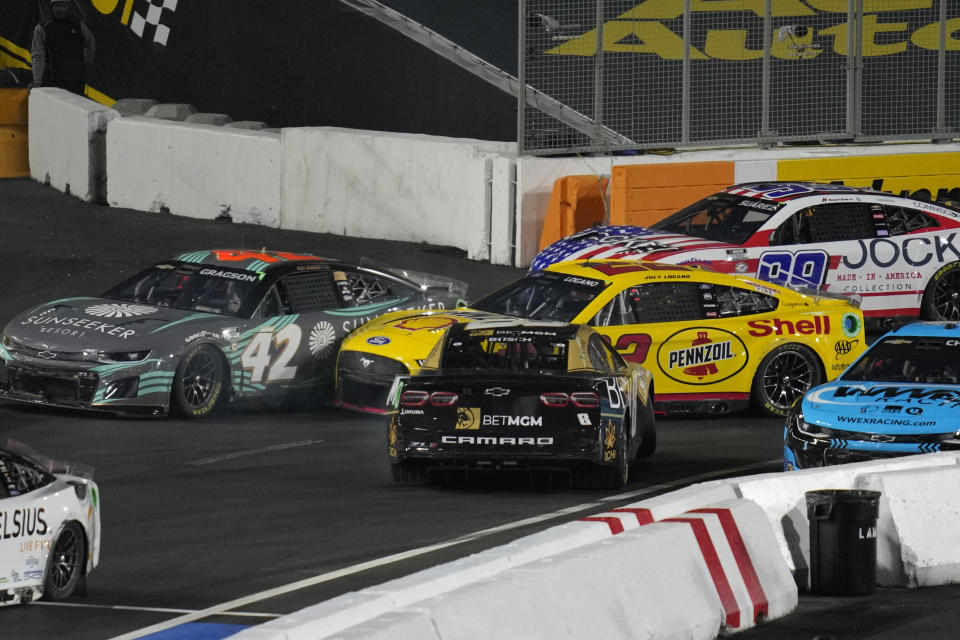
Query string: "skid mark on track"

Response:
xmin=186 ymin=440 xmax=324 ymax=465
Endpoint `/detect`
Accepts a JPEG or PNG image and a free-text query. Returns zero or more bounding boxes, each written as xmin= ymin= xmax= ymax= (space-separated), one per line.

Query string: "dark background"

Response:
xmin=4 ymin=0 xmax=519 ymax=139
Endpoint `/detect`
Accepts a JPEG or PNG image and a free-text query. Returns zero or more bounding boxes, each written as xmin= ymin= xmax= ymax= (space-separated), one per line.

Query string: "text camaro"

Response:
xmin=387 ymin=322 xmax=656 ymax=488
xmin=0 ymin=441 xmax=100 ymax=606
xmin=785 ymin=321 xmax=960 ymax=470
xmin=0 ymin=250 xmax=466 ymax=417
xmin=337 ymin=260 xmax=867 ymax=417
xmin=531 ymin=182 xmax=960 ymax=327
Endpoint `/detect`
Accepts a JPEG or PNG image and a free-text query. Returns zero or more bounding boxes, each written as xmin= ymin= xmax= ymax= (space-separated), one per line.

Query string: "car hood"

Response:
xmin=3 ymin=297 xmax=221 ymax=352
xmin=530 ymin=225 xmax=735 ymax=272
xmin=802 ymin=381 xmax=960 ymax=435
xmin=343 ymin=308 xmax=514 ymax=353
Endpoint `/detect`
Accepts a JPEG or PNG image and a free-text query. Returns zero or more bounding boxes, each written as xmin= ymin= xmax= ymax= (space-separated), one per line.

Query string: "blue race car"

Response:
xmin=784 ymin=321 xmax=960 ymax=470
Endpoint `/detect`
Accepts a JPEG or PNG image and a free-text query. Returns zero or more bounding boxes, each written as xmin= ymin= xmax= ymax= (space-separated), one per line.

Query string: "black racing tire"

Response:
xmin=172 ymin=344 xmax=226 ymax=418
xmin=921 ymin=262 xmax=960 ymax=321
xmin=752 ymin=343 xmax=823 ymax=418
xmin=391 ymin=461 xmax=428 ymax=486
xmin=634 ymin=398 xmax=657 ymax=460
xmin=43 ymin=522 xmax=86 ymax=601
xmin=598 ymin=422 xmax=629 ymax=490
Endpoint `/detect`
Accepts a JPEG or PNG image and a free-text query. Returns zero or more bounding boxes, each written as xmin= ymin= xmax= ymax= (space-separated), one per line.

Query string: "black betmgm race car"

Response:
xmin=386 ymin=321 xmax=656 ymax=488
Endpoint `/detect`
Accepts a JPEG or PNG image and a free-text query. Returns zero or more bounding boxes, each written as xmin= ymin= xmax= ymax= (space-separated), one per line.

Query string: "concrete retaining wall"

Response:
xmin=28 ymin=87 xmax=118 ymax=203
xmin=106 ymin=117 xmax=282 ymax=226
xmin=27 ymin=89 xmax=960 ymax=271
xmin=279 ymin=128 xmax=515 ymax=261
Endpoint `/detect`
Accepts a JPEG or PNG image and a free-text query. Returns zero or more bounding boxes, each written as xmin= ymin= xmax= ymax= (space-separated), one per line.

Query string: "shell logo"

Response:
xmin=657 ymin=327 xmax=748 ymax=385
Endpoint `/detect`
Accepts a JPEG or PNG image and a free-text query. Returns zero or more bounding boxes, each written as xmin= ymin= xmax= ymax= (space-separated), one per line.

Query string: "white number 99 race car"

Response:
xmin=0 ymin=441 xmax=100 ymax=605
xmin=532 ymin=182 xmax=960 ymax=329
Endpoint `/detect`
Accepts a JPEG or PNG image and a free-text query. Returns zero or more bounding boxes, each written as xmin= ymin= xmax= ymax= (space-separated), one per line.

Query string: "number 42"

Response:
xmin=241 ymin=325 xmax=302 ymax=384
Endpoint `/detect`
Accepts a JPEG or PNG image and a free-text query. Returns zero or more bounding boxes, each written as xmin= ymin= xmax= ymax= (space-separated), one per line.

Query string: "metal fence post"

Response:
xmin=682 ymin=0 xmax=691 ymax=145
xmin=760 ymin=0 xmax=772 ymax=144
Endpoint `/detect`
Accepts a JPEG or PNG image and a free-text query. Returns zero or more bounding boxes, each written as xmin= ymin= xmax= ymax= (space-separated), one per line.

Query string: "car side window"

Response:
xmin=592 ymin=282 xmax=704 ymax=325
xmin=0 ymin=455 xmax=54 ymax=497
xmin=334 ymin=269 xmax=398 ymax=306
xmin=275 ymin=271 xmax=342 ymax=313
xmin=882 ymin=205 xmax=938 ymax=236
xmin=253 ymin=284 xmax=287 ymax=318
xmin=774 ymin=203 xmax=877 ymax=244
xmin=713 ymin=284 xmax=779 ymax=318
xmin=587 ymin=335 xmax=615 ymax=372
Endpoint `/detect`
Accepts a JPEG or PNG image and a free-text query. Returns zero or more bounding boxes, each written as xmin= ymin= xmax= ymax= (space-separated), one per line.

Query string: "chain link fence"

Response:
xmin=519 ymin=0 xmax=959 ymax=154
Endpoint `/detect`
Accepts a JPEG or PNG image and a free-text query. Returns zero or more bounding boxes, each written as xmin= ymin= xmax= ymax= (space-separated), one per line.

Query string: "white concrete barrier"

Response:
xmin=28 ymin=88 xmax=119 ymax=203
xmin=279 ymin=127 xmax=516 ymax=262
xmin=333 ymin=521 xmax=726 ymax=640
xmin=725 ymin=452 xmax=960 ymax=588
xmin=280 ymin=499 xmax=792 ymax=640
xmin=856 ymin=464 xmax=960 ymax=587
xmin=106 ymin=117 xmax=282 ymax=226
xmin=231 ymin=488 xmax=790 ymax=640
xmin=230 ymin=453 xmax=960 ymax=640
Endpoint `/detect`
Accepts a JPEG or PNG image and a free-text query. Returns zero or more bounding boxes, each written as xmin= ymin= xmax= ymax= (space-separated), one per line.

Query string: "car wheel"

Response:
xmin=391 ymin=461 xmax=428 ymax=486
xmin=172 ymin=344 xmax=226 ymax=418
xmin=921 ymin=262 xmax=960 ymax=321
xmin=44 ymin=522 xmax=85 ymax=601
xmin=634 ymin=398 xmax=657 ymax=459
xmin=752 ymin=344 xmax=822 ymax=417
xmin=596 ymin=422 xmax=629 ymax=490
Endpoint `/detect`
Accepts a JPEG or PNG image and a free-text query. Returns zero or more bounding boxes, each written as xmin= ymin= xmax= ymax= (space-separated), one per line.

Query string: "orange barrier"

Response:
xmin=609 ymin=161 xmax=735 ymax=227
xmin=538 ymin=174 xmax=610 ymax=251
xmin=0 ymin=88 xmax=29 ymax=178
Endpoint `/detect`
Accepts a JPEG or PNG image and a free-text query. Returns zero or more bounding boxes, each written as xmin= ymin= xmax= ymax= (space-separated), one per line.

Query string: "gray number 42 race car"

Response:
xmin=0 ymin=249 xmax=466 ymax=417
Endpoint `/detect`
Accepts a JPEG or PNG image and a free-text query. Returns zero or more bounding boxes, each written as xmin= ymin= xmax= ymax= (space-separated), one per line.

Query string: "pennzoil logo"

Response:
xmin=657 ymin=327 xmax=747 ymax=385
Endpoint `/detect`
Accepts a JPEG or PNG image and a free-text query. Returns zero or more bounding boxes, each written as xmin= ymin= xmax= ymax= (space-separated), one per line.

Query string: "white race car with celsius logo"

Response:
xmin=0 ymin=441 xmax=100 ymax=606
xmin=532 ymin=182 xmax=960 ymax=328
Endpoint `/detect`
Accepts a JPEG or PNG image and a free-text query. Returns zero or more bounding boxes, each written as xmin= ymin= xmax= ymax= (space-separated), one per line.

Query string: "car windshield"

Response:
xmin=102 ymin=263 xmax=260 ymax=316
xmin=470 ymin=271 xmax=607 ymax=322
xmin=841 ymin=336 xmax=960 ymax=384
xmin=442 ymin=329 xmax=570 ymax=372
xmin=651 ymin=192 xmax=783 ymax=244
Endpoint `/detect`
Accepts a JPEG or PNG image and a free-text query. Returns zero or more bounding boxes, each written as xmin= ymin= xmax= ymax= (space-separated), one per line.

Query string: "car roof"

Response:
xmin=172 ymin=249 xmax=327 ymax=271
xmin=887 ymin=321 xmax=960 ymax=338
xmin=728 ymin=181 xmax=890 ymax=201
xmin=545 ymin=259 xmax=699 ymax=276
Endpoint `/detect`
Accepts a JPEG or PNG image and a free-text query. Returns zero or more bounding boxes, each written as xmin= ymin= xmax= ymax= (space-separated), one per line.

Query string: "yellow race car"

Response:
xmin=336 ymin=260 xmax=867 ymax=417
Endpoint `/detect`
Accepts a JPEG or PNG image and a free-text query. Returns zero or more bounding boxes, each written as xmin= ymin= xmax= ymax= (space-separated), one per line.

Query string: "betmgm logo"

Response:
xmin=90 ymin=0 xmax=179 ymax=46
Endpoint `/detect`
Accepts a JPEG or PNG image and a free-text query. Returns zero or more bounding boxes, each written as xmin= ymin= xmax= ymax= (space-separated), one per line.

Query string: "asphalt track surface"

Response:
xmin=1 ymin=179 xmax=958 ymax=639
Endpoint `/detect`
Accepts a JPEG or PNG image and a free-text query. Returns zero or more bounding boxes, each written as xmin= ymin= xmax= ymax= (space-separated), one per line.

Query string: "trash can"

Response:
xmin=805 ymin=489 xmax=881 ymax=596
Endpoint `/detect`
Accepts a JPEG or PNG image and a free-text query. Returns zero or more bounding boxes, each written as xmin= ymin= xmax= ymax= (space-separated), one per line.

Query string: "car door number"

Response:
xmin=242 ymin=325 xmax=302 ymax=384
xmin=758 ymin=250 xmax=829 ymax=288
xmin=612 ymin=333 xmax=652 ymax=364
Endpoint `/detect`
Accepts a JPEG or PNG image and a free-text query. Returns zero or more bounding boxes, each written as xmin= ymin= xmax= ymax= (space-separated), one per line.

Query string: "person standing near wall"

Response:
xmin=31 ymin=0 xmax=94 ymax=96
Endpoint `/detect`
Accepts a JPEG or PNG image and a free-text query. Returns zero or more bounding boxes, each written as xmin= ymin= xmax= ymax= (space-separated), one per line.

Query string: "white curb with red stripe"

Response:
xmin=324 ymin=499 xmax=792 ymax=640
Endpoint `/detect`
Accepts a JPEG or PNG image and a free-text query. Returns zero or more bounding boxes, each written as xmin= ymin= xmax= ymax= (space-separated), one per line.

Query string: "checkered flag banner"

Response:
xmin=130 ymin=0 xmax=179 ymax=46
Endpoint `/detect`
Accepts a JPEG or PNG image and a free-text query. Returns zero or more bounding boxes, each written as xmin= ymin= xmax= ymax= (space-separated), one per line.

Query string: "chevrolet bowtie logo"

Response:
xmin=36 ymin=351 xmax=58 ymax=360
xmin=485 ymin=387 xmax=510 ymax=397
